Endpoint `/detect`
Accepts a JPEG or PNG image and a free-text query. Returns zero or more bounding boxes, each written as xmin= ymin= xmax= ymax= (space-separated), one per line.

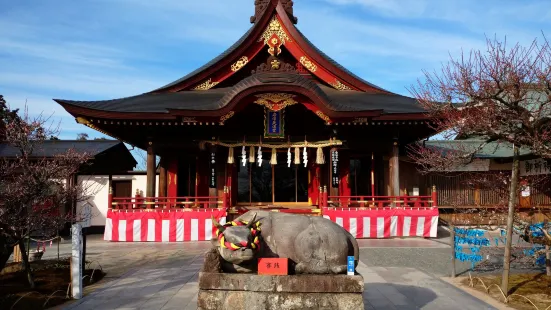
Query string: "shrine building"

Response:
xmin=55 ymin=0 xmax=440 ymax=241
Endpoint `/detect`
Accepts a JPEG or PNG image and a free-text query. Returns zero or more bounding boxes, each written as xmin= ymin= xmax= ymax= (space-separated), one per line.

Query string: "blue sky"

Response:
xmin=1 ymin=0 xmax=550 ymax=143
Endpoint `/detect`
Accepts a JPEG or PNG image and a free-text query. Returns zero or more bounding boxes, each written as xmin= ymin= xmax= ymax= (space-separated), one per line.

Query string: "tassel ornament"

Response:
xmin=241 ymin=146 xmax=247 ymax=166
xmin=287 ymin=148 xmax=291 ymax=168
xmin=257 ymin=146 xmax=262 ymax=166
xmin=316 ymin=147 xmax=325 ymax=164
xmin=249 ymin=146 xmax=255 ymax=163
xmin=294 ymin=147 xmax=300 ymax=165
xmin=303 ymin=147 xmax=308 ymax=167
xmin=227 ymin=147 xmax=235 ymax=164
xmin=270 ymin=148 xmax=277 ymax=165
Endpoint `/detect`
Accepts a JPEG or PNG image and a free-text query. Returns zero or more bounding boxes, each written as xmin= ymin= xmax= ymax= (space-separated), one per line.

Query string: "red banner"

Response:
xmin=322 ymin=207 xmax=439 ymax=238
xmin=104 ymin=209 xmax=226 ymax=242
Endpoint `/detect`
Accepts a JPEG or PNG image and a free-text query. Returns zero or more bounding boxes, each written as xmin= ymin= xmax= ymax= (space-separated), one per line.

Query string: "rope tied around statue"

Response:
xmin=212 ymin=215 xmax=261 ymax=251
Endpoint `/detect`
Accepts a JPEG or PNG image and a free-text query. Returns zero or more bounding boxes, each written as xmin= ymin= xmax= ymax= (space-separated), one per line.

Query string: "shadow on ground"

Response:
xmin=364 ymin=283 xmax=438 ymax=309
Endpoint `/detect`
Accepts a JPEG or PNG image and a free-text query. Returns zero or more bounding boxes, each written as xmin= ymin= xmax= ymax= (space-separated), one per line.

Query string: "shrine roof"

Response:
xmin=151 ymin=25 xmax=387 ymax=94
xmin=55 ymin=84 xmax=424 ymax=115
xmin=0 ymin=140 xmax=129 ymax=158
xmin=294 ymin=28 xmax=387 ymax=93
xmin=424 ymin=139 xmax=533 ymax=159
xmin=56 ymin=88 xmax=230 ymax=113
xmin=54 ymin=1 xmax=428 ymax=121
xmin=153 ymin=26 xmax=255 ymax=92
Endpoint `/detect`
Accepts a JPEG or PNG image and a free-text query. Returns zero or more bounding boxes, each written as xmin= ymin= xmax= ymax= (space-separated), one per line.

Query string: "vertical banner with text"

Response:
xmin=331 ymin=149 xmax=339 ymax=188
xmin=209 ymin=149 xmax=217 ymax=188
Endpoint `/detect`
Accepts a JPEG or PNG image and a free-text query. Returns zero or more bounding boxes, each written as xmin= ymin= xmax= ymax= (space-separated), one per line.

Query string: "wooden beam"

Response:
xmin=389 ymin=140 xmax=400 ymax=197
xmin=146 ymin=142 xmax=156 ymax=198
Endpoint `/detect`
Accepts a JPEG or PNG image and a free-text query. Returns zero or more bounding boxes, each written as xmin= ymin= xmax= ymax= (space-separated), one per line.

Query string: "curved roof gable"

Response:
xmin=150 ymin=0 xmax=391 ymax=94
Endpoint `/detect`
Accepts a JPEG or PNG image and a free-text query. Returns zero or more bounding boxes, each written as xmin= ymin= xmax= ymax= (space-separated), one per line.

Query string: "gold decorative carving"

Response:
xmin=220 ymin=111 xmax=235 ymax=124
xmin=331 ymin=80 xmax=352 ymax=91
xmin=193 ymin=78 xmax=218 ymax=91
xmin=231 ymin=56 xmax=249 ymax=72
xmin=299 ymin=56 xmax=317 ymax=72
xmin=75 ymin=117 xmax=90 ymax=125
xmin=315 ymin=110 xmax=331 ymax=124
xmin=353 ymin=117 xmax=368 ymax=123
xmin=259 ymin=16 xmax=291 ymax=56
xmin=270 ymin=59 xmax=281 ymax=69
xmin=254 ymin=93 xmax=297 ymax=111
xmin=182 ymin=117 xmax=197 ymax=123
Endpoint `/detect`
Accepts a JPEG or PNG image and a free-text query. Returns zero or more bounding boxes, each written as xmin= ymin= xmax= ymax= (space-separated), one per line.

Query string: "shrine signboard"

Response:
xmin=520 ymin=158 xmax=551 ymax=176
xmin=258 ymin=258 xmax=288 ymax=275
xmin=264 ymin=109 xmax=284 ymax=139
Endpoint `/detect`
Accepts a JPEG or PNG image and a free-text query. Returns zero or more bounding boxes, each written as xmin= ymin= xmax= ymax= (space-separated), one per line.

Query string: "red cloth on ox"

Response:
xmin=322 ymin=207 xmax=439 ymax=238
xmin=104 ymin=209 xmax=227 ymax=242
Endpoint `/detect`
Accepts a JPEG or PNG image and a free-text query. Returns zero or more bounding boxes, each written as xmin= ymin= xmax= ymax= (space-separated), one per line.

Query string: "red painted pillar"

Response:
xmin=135 ymin=189 xmax=142 ymax=209
xmin=167 ymin=159 xmax=178 ymax=197
xmin=108 ymin=186 xmax=113 ymax=209
xmin=338 ymin=151 xmax=351 ymax=207
xmin=308 ymin=161 xmax=321 ymax=206
xmin=167 ymin=158 xmax=178 ymax=208
xmin=225 ymin=164 xmax=238 ymax=208
xmin=431 ymin=185 xmax=438 ymax=208
xmin=323 ymin=185 xmax=328 ymax=208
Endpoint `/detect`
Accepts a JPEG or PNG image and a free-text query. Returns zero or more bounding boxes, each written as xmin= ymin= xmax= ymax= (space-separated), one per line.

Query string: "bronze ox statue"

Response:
xmin=211 ymin=211 xmax=359 ymax=274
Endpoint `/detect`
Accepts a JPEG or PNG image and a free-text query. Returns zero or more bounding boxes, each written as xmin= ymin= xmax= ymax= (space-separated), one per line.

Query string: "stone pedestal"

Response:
xmin=198 ymin=272 xmax=364 ymax=310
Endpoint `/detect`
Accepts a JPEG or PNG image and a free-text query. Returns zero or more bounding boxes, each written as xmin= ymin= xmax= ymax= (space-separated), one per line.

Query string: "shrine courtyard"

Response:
xmin=47 ymin=232 xmax=500 ymax=310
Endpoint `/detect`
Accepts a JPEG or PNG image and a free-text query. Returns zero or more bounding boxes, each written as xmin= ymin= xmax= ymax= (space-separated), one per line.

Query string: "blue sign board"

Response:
xmin=347 ymin=256 xmax=355 ymax=275
xmin=264 ymin=110 xmax=284 ymax=138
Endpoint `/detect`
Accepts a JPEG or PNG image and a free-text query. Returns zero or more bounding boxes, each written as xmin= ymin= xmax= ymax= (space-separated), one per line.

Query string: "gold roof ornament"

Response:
xmin=259 ymin=16 xmax=291 ymax=56
xmin=315 ymin=110 xmax=331 ymax=124
xmin=331 ymin=80 xmax=352 ymax=91
xmin=254 ymin=93 xmax=297 ymax=111
xmin=299 ymin=56 xmax=317 ymax=73
xmin=220 ymin=111 xmax=235 ymax=125
xmin=193 ymin=78 xmax=219 ymax=91
xmin=231 ymin=56 xmax=249 ymax=72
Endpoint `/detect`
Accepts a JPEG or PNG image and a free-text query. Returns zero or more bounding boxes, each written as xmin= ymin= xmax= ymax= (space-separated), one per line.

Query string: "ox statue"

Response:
xmin=211 ymin=211 xmax=359 ymax=274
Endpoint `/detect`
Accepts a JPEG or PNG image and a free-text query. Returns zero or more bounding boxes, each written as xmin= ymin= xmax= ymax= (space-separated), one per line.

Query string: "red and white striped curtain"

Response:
xmin=104 ymin=209 xmax=226 ymax=242
xmin=322 ymin=207 xmax=439 ymax=238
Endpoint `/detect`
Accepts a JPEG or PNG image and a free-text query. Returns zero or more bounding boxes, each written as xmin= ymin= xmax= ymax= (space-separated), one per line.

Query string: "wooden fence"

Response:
xmin=424 ymin=172 xmax=551 ymax=207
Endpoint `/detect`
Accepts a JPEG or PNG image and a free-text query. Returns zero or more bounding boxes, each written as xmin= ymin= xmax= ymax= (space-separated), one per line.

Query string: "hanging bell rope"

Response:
xmin=249 ymin=146 xmax=255 ymax=163
xmin=270 ymin=148 xmax=277 ymax=165
xmin=201 ymin=139 xmax=342 ymax=149
xmin=316 ymin=147 xmax=325 ymax=165
xmin=294 ymin=147 xmax=300 ymax=165
xmin=227 ymin=147 xmax=235 ymax=164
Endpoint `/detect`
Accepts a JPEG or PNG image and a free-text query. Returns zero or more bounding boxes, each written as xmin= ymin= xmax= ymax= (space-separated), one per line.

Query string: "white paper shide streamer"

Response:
xmin=257 ymin=146 xmax=262 ymax=167
xmin=287 ymin=148 xmax=291 ymax=168
xmin=241 ymin=146 xmax=247 ymax=166
xmin=303 ymin=147 xmax=308 ymax=167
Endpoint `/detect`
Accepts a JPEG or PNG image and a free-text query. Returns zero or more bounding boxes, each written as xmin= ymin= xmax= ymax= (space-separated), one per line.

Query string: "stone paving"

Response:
xmin=50 ymin=234 xmax=497 ymax=310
